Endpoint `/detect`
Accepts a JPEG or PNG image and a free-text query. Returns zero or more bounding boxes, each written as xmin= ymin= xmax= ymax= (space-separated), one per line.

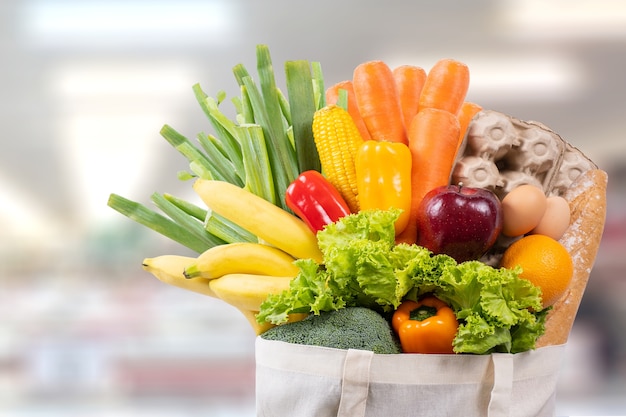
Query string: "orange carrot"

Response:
xmin=393 ymin=65 xmax=427 ymax=132
xmin=352 ymin=60 xmax=407 ymax=145
xmin=418 ymin=59 xmax=470 ymax=115
xmin=456 ymin=101 xmax=482 ymax=156
xmin=326 ymin=80 xmax=372 ymax=141
xmin=396 ymin=108 xmax=461 ymax=245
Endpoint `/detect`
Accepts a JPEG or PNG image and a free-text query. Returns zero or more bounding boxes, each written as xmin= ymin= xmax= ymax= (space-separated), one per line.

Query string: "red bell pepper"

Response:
xmin=285 ymin=170 xmax=351 ymax=233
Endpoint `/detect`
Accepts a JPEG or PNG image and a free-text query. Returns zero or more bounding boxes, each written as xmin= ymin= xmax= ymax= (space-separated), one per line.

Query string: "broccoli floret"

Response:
xmin=260 ymin=307 xmax=402 ymax=354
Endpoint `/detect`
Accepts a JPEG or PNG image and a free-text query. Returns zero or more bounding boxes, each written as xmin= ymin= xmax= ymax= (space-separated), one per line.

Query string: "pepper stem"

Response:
xmin=410 ymin=305 xmax=438 ymax=321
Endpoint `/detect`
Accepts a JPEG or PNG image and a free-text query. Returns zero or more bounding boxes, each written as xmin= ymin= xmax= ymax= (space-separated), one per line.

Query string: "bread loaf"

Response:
xmin=536 ymin=169 xmax=607 ymax=347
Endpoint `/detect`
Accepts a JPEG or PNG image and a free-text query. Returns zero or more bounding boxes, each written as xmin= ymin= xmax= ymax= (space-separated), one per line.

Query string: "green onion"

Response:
xmin=193 ymin=84 xmax=246 ymax=180
xmin=163 ymin=193 xmax=207 ymax=221
xmin=285 ymin=60 xmax=322 ymax=173
xmin=107 ymin=194 xmax=213 ymax=254
xmin=160 ymin=124 xmax=215 ymax=180
xmin=238 ymin=84 xmax=255 ymax=124
xmin=276 ymin=87 xmax=292 ymax=126
xmin=256 ymin=44 xmax=299 ymax=181
xmin=205 ymin=210 xmax=257 ymax=244
xmin=109 ymin=45 xmax=327 ymax=252
xmin=196 ymin=132 xmax=243 ymax=186
xmin=311 ymin=61 xmax=325 ymax=109
xmin=239 ymin=124 xmax=275 ymax=204
xmin=150 ymin=193 xmax=226 ymax=248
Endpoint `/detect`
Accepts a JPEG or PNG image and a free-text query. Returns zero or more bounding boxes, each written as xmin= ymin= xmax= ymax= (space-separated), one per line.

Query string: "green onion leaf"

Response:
xmin=107 ymin=194 xmax=212 ymax=254
xmin=311 ymin=61 xmax=326 ymax=109
xmin=151 ymin=193 xmax=225 ymax=248
xmin=196 ymin=132 xmax=243 ymax=186
xmin=205 ymin=210 xmax=257 ymax=244
xmin=163 ymin=193 xmax=207 ymax=221
xmin=239 ymin=124 xmax=275 ymax=204
xmin=285 ymin=60 xmax=322 ymax=173
xmin=160 ymin=124 xmax=214 ymax=180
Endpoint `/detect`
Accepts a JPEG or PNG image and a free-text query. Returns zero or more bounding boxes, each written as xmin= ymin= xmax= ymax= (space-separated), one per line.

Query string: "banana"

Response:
xmin=143 ymin=256 xmax=307 ymax=335
xmin=193 ymin=179 xmax=323 ymax=263
xmin=208 ymin=273 xmax=294 ymax=312
xmin=183 ymin=242 xmax=300 ymax=279
xmin=238 ymin=309 xmax=310 ymax=335
xmin=238 ymin=309 xmax=277 ymax=335
xmin=142 ymin=255 xmax=217 ymax=298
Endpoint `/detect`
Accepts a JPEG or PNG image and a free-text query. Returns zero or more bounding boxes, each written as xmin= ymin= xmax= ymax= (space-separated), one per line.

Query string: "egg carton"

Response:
xmin=451 ymin=110 xmax=598 ymax=265
xmin=451 ymin=110 xmax=597 ymax=200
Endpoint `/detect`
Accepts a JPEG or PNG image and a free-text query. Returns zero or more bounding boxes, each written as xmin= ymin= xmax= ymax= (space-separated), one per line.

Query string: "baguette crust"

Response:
xmin=536 ymin=169 xmax=607 ymax=347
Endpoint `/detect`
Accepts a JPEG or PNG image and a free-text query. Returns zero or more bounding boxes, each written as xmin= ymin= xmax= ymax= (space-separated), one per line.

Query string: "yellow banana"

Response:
xmin=208 ymin=273 xmax=294 ymax=312
xmin=183 ymin=242 xmax=300 ymax=279
xmin=193 ymin=179 xmax=323 ymax=263
xmin=238 ymin=309 xmax=277 ymax=335
xmin=142 ymin=255 xmax=217 ymax=298
xmin=239 ymin=309 xmax=310 ymax=335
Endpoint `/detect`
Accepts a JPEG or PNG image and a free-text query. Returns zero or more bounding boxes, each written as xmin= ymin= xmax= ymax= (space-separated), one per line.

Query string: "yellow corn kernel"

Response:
xmin=312 ymin=105 xmax=363 ymax=212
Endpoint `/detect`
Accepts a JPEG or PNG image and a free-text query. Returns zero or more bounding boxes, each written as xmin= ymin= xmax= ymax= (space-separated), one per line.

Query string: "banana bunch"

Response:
xmin=141 ymin=179 xmax=321 ymax=334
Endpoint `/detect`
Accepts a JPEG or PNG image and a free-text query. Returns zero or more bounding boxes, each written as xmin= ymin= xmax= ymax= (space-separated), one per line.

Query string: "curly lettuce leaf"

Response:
xmin=257 ymin=209 xmax=547 ymax=354
xmin=411 ymin=260 xmax=545 ymax=354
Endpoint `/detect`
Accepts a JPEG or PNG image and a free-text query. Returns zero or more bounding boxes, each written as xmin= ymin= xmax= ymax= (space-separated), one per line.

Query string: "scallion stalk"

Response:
xmin=285 ymin=60 xmax=322 ymax=173
xmin=160 ymin=124 xmax=215 ymax=180
xmin=163 ymin=193 xmax=207 ymax=221
xmin=239 ymin=124 xmax=275 ymax=204
xmin=311 ymin=61 xmax=326 ymax=109
xmin=196 ymin=132 xmax=243 ymax=186
xmin=150 ymin=193 xmax=226 ymax=249
xmin=107 ymin=194 xmax=213 ymax=254
xmin=204 ymin=210 xmax=257 ymax=244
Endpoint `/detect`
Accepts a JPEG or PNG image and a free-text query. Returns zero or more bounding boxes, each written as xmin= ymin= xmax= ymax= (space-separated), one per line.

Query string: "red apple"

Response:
xmin=416 ymin=184 xmax=503 ymax=263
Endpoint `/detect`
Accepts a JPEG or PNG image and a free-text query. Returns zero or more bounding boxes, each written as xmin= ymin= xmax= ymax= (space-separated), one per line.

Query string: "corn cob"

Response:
xmin=312 ymin=105 xmax=363 ymax=212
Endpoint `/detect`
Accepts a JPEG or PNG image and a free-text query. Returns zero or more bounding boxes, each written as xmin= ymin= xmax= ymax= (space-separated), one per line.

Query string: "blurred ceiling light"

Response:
xmin=498 ymin=0 xmax=626 ymax=38
xmin=386 ymin=55 xmax=585 ymax=101
xmin=60 ymin=112 xmax=173 ymax=227
xmin=0 ymin=174 xmax=63 ymax=243
xmin=50 ymin=61 xmax=199 ymax=229
xmin=19 ymin=0 xmax=236 ymax=47
xmin=49 ymin=61 xmax=198 ymax=97
xmin=464 ymin=56 xmax=585 ymax=101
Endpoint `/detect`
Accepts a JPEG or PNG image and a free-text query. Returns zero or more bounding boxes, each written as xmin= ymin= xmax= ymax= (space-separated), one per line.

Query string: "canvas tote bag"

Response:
xmin=255 ymin=337 xmax=565 ymax=417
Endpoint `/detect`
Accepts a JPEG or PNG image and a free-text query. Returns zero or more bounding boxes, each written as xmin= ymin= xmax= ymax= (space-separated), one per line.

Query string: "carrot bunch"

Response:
xmin=325 ymin=58 xmax=482 ymax=244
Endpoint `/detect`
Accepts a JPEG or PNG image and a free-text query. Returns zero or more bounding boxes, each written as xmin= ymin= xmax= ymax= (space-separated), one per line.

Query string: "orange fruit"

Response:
xmin=500 ymin=234 xmax=573 ymax=308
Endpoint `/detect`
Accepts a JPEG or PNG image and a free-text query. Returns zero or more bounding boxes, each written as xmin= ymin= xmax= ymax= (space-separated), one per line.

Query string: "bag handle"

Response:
xmin=488 ymin=353 xmax=514 ymax=417
xmin=336 ymin=349 xmax=374 ymax=417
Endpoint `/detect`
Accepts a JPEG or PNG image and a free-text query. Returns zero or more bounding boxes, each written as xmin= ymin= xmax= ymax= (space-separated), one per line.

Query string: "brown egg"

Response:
xmin=531 ymin=196 xmax=571 ymax=240
xmin=501 ymin=184 xmax=547 ymax=237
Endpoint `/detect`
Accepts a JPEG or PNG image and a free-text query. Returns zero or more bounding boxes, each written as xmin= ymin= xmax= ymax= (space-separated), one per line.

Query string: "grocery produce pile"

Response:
xmin=108 ymin=45 xmax=606 ymax=355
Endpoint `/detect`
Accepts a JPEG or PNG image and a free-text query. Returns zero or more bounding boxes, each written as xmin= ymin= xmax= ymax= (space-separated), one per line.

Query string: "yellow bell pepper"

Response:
xmin=355 ymin=140 xmax=412 ymax=234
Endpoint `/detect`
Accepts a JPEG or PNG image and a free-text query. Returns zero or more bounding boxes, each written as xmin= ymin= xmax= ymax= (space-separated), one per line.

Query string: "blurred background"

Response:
xmin=1 ymin=0 xmax=625 ymax=415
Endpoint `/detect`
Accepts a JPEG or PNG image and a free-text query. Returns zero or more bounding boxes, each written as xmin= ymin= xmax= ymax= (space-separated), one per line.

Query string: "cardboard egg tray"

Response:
xmin=451 ymin=110 xmax=599 ymax=265
xmin=452 ymin=110 xmax=597 ymax=200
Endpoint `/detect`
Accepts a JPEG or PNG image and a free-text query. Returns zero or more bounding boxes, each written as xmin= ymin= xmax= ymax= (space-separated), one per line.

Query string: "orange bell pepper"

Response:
xmin=392 ymin=296 xmax=459 ymax=354
xmin=354 ymin=140 xmax=412 ymax=234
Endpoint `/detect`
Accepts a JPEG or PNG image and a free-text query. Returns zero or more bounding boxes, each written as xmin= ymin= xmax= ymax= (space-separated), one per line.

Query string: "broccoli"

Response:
xmin=260 ymin=307 xmax=402 ymax=354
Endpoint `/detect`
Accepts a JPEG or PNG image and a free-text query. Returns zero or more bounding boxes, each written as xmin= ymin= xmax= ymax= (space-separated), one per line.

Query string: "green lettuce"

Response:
xmin=257 ymin=209 xmax=548 ymax=354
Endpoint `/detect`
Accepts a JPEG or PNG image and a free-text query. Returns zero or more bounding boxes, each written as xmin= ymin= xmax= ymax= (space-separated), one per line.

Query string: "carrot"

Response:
xmin=418 ymin=59 xmax=470 ymax=115
xmin=326 ymin=80 xmax=372 ymax=141
xmin=396 ymin=108 xmax=461 ymax=245
xmin=456 ymin=101 xmax=482 ymax=156
xmin=352 ymin=60 xmax=407 ymax=145
xmin=393 ymin=65 xmax=427 ymax=132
